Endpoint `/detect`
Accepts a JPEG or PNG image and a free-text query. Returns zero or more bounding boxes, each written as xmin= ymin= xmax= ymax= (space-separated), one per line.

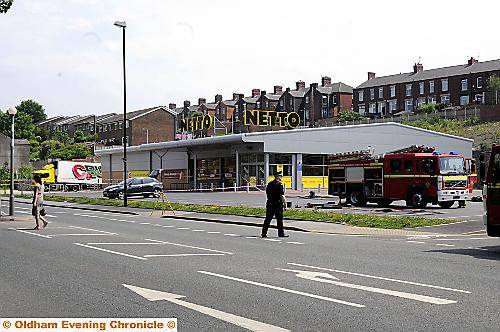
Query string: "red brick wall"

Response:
xmin=339 ymin=93 xmax=353 ymax=112
xmin=130 ymin=109 xmax=175 ymax=145
xmin=480 ymin=105 xmax=500 ymax=122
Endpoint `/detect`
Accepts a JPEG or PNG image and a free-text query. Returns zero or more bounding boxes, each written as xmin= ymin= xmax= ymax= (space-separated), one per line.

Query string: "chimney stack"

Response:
xmin=252 ymin=88 xmax=261 ymax=97
xmin=468 ymin=57 xmax=478 ymax=66
xmin=296 ymin=81 xmax=306 ymax=90
xmin=413 ymin=63 xmax=424 ymax=74
xmin=168 ymin=103 xmax=176 ymax=109
xmin=198 ymin=98 xmax=206 ymax=105
xmin=232 ymin=93 xmax=241 ymax=100
xmin=321 ymin=76 xmax=332 ymax=87
xmin=310 ymin=83 xmax=318 ymax=90
xmin=183 ymin=100 xmax=190 ymax=108
xmin=367 ymin=72 xmax=376 ymax=80
xmin=215 ymin=94 xmax=222 ymax=103
xmin=273 ymin=85 xmax=283 ymax=94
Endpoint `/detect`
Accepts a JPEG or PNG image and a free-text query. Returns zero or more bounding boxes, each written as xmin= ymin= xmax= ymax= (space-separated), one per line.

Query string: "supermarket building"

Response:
xmin=96 ymin=122 xmax=473 ymax=190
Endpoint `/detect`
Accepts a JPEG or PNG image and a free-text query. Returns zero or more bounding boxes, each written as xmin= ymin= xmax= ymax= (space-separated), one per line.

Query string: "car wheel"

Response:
xmin=153 ymin=188 xmax=162 ymax=198
xmin=118 ymin=192 xmax=124 ymax=200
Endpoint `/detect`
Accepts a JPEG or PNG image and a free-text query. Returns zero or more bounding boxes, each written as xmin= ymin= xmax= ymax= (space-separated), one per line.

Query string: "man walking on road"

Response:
xmin=261 ymin=172 xmax=288 ymax=238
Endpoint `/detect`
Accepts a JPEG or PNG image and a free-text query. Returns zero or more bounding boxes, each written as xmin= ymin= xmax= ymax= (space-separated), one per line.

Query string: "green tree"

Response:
xmin=0 ymin=0 xmax=14 ymax=13
xmin=17 ymin=164 xmax=34 ymax=179
xmin=417 ymin=103 xmax=437 ymax=114
xmin=16 ymin=99 xmax=47 ymax=124
xmin=74 ymin=130 xmax=86 ymax=143
xmin=338 ymin=111 xmax=363 ymax=122
xmin=0 ymin=111 xmax=37 ymax=140
xmin=488 ymin=74 xmax=500 ymax=105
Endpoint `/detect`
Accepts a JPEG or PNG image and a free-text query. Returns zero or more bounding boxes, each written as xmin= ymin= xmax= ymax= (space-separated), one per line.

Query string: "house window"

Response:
xmin=405 ymin=84 xmax=412 ymax=97
xmin=358 ymin=105 xmax=366 ymax=115
xmin=304 ymin=98 xmax=309 ymax=103
xmin=370 ymin=88 xmax=375 ymax=100
xmin=477 ymin=77 xmax=483 ymax=89
xmin=119 ymin=122 xmax=123 ymax=129
xmin=429 ymin=81 xmax=435 ymax=94
xmin=419 ymin=82 xmax=424 ymax=95
xmin=322 ymin=95 xmax=328 ymax=105
xmin=461 ymin=79 xmax=468 ymax=91
xmin=369 ymin=103 xmax=376 ymax=113
xmin=390 ymin=85 xmax=396 ymax=97
xmin=378 ymin=87 xmax=383 ymax=99
xmin=405 ymin=99 xmax=413 ymax=112
xmin=460 ymin=95 xmax=470 ymax=106
xmin=126 ymin=121 xmax=129 ymax=129
xmin=441 ymin=79 xmax=448 ymax=92
xmin=280 ymin=99 xmax=284 ymax=107
xmin=377 ymin=102 xmax=385 ymax=114
xmin=388 ymin=99 xmax=397 ymax=112
xmin=417 ymin=97 xmax=426 ymax=107
xmin=358 ymin=91 xmax=364 ymax=102
xmin=475 ymin=93 xmax=484 ymax=104
xmin=440 ymin=94 xmax=450 ymax=104
xmin=428 ymin=96 xmax=437 ymax=104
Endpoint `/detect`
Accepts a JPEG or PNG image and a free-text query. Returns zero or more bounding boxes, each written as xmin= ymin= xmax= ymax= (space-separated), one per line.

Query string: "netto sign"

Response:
xmin=177 ymin=115 xmax=213 ymax=133
xmin=244 ymin=110 xmax=301 ymax=128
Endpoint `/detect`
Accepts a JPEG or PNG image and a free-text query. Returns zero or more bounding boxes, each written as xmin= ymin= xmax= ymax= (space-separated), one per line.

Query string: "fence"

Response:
xmin=315 ymin=106 xmax=480 ymax=128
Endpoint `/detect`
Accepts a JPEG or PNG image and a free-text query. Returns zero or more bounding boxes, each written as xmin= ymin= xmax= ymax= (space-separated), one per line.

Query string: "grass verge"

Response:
xmin=12 ymin=194 xmax=457 ymax=229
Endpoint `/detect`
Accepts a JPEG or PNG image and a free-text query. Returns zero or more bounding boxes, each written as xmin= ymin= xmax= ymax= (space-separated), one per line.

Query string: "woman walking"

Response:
xmin=32 ymin=174 xmax=48 ymax=230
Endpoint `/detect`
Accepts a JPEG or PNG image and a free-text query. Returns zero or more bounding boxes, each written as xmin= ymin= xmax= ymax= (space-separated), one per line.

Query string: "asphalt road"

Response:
xmin=1 ymin=202 xmax=499 ymax=331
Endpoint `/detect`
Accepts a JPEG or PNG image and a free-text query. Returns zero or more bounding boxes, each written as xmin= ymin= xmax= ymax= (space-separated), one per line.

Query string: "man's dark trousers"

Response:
xmin=262 ymin=203 xmax=285 ymax=237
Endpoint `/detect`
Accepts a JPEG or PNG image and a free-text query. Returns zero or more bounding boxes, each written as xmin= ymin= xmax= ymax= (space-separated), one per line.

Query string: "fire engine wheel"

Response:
xmin=407 ymin=191 xmax=428 ymax=208
xmin=348 ymin=190 xmax=367 ymax=207
xmin=437 ymin=201 xmax=455 ymax=209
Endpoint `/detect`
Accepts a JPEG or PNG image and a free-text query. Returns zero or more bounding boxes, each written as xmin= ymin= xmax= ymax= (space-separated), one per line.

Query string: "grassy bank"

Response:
xmin=13 ymin=194 xmax=457 ymax=229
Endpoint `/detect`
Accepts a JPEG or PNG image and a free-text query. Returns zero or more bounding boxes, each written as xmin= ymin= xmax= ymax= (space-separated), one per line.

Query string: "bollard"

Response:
xmin=221 ymin=183 xmax=225 ymax=191
xmin=211 ymin=183 xmax=214 ymax=191
xmin=317 ymin=184 xmax=321 ymax=193
xmin=246 ymin=184 xmax=249 ymax=193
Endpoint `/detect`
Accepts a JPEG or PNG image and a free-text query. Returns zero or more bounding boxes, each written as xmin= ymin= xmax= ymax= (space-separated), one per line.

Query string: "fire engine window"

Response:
xmin=422 ymin=158 xmax=436 ymax=175
xmin=404 ymin=160 xmax=413 ymax=172
xmin=390 ymin=159 xmax=402 ymax=173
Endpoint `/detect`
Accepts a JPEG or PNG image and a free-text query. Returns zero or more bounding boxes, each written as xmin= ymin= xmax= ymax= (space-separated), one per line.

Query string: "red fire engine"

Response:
xmin=328 ymin=146 xmax=470 ymax=208
xmin=483 ymin=144 xmax=500 ymax=237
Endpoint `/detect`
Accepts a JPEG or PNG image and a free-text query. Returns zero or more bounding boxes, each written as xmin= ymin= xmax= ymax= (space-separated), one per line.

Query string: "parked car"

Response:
xmin=103 ymin=177 xmax=163 ymax=199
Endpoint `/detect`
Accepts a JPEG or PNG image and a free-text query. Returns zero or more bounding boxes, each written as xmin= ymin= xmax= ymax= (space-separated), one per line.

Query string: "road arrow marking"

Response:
xmin=287 ymin=263 xmax=470 ymax=293
xmin=123 ymin=284 xmax=289 ymax=332
xmin=198 ymin=271 xmax=364 ymax=308
xmin=278 ymin=268 xmax=456 ymax=305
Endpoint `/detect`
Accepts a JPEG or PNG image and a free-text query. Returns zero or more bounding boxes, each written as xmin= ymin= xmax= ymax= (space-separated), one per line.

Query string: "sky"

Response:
xmin=1 ymin=0 xmax=500 ymax=117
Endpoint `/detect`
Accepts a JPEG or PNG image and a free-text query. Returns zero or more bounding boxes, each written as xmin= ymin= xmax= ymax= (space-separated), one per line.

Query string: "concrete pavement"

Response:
xmin=1 ymin=201 xmax=499 ymax=331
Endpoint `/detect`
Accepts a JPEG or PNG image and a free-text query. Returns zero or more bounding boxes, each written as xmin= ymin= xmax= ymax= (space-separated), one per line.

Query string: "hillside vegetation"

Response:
xmin=403 ymin=117 xmax=500 ymax=151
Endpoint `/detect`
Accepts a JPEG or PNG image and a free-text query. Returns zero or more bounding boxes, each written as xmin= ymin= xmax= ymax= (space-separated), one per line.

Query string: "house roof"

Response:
xmin=37 ymin=116 xmax=67 ymax=125
xmin=264 ymin=93 xmax=282 ymax=101
xmin=222 ymin=99 xmax=237 ymax=107
xmin=206 ymin=102 xmax=218 ymax=110
xmin=243 ymin=97 xmax=258 ymax=104
xmin=290 ymin=87 xmax=310 ymax=98
xmin=357 ymin=58 xmax=500 ymax=89
xmin=317 ymin=82 xmax=353 ymax=94
xmin=97 ymin=106 xmax=175 ymax=124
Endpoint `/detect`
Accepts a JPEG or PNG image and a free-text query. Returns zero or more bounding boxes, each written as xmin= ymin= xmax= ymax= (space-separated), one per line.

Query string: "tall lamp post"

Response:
xmin=114 ymin=20 xmax=128 ymax=207
xmin=7 ymin=106 xmax=17 ymax=216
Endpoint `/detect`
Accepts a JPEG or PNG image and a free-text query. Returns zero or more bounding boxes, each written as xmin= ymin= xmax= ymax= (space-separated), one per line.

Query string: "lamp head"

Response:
xmin=7 ymin=107 xmax=17 ymax=116
xmin=114 ymin=21 xmax=127 ymax=28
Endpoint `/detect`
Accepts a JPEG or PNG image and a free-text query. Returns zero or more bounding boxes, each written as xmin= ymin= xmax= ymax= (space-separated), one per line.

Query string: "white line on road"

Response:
xmin=162 ymin=225 xmax=173 ymax=228
xmin=286 ymin=241 xmax=304 ymax=245
xmin=48 ymin=233 xmax=115 ymax=237
xmin=86 ymin=242 xmax=163 ymax=245
xmin=192 ymin=230 xmax=206 ymax=232
xmin=263 ymin=239 xmax=281 ymax=242
xmin=207 ymin=231 xmax=221 ymax=234
xmin=123 ymin=284 xmax=290 ymax=332
xmin=435 ymin=243 xmax=455 ymax=247
xmin=145 ymin=239 xmax=233 ymax=255
xmin=74 ymin=243 xmax=147 ymax=260
xmin=177 ymin=227 xmax=190 ymax=230
xmin=9 ymin=228 xmax=52 ymax=238
xmin=278 ymin=268 xmax=457 ymax=305
xmin=407 ymin=241 xmax=426 ymax=244
xmin=287 ymin=263 xmax=471 ymax=294
xmin=144 ymin=254 xmax=226 ymax=257
xmin=198 ymin=271 xmax=365 ymax=308
xmin=67 ymin=225 xmax=116 ymax=234
xmin=140 ymin=222 xmax=151 ymax=225
xmin=224 ymin=233 xmax=239 ymax=237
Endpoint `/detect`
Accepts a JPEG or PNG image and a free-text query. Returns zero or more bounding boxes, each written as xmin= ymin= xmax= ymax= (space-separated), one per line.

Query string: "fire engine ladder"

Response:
xmin=327 ymin=149 xmax=373 ymax=163
xmin=386 ymin=145 xmax=436 ymax=154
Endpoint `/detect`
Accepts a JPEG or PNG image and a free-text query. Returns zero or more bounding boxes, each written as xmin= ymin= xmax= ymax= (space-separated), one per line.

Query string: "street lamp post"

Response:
xmin=114 ymin=20 xmax=128 ymax=207
xmin=7 ymin=106 xmax=17 ymax=216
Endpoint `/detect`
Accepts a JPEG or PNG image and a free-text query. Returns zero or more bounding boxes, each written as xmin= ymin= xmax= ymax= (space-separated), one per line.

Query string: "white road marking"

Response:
xmin=192 ymin=230 xmax=206 ymax=232
xmin=198 ymin=271 xmax=364 ymax=308
xmin=288 ymin=263 xmax=470 ymax=294
xmin=74 ymin=243 xmax=147 ymax=260
xmin=224 ymin=233 xmax=239 ymax=237
xmin=245 ymin=236 xmax=256 ymax=239
xmin=286 ymin=241 xmax=304 ymax=245
xmin=144 ymin=254 xmax=226 ymax=257
xmin=86 ymin=242 xmax=162 ymax=245
xmin=177 ymin=227 xmax=190 ymax=230
xmin=48 ymin=233 xmax=115 ymax=236
xmin=67 ymin=225 xmax=116 ymax=234
xmin=9 ymin=228 xmax=52 ymax=238
xmin=207 ymin=231 xmax=221 ymax=234
xmin=140 ymin=222 xmax=151 ymax=225
xmin=263 ymin=239 xmax=281 ymax=242
xmin=153 ymin=224 xmax=162 ymax=227
xmin=145 ymin=238 xmax=233 ymax=255
xmin=407 ymin=241 xmax=426 ymax=244
xmin=278 ymin=268 xmax=457 ymax=305
xmin=435 ymin=243 xmax=455 ymax=247
xmin=462 ymin=230 xmax=486 ymax=235
xmin=468 ymin=247 xmax=488 ymax=251
xmin=123 ymin=284 xmax=289 ymax=332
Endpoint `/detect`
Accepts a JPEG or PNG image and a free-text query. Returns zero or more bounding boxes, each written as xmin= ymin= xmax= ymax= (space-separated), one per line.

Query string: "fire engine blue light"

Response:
xmin=433 ymin=151 xmax=441 ymax=155
xmin=449 ymin=151 xmax=458 ymax=155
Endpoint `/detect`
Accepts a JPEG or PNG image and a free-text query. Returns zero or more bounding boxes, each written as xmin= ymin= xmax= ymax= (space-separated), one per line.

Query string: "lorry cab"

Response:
xmin=484 ymin=144 xmax=500 ymax=237
xmin=33 ymin=164 xmax=56 ymax=184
